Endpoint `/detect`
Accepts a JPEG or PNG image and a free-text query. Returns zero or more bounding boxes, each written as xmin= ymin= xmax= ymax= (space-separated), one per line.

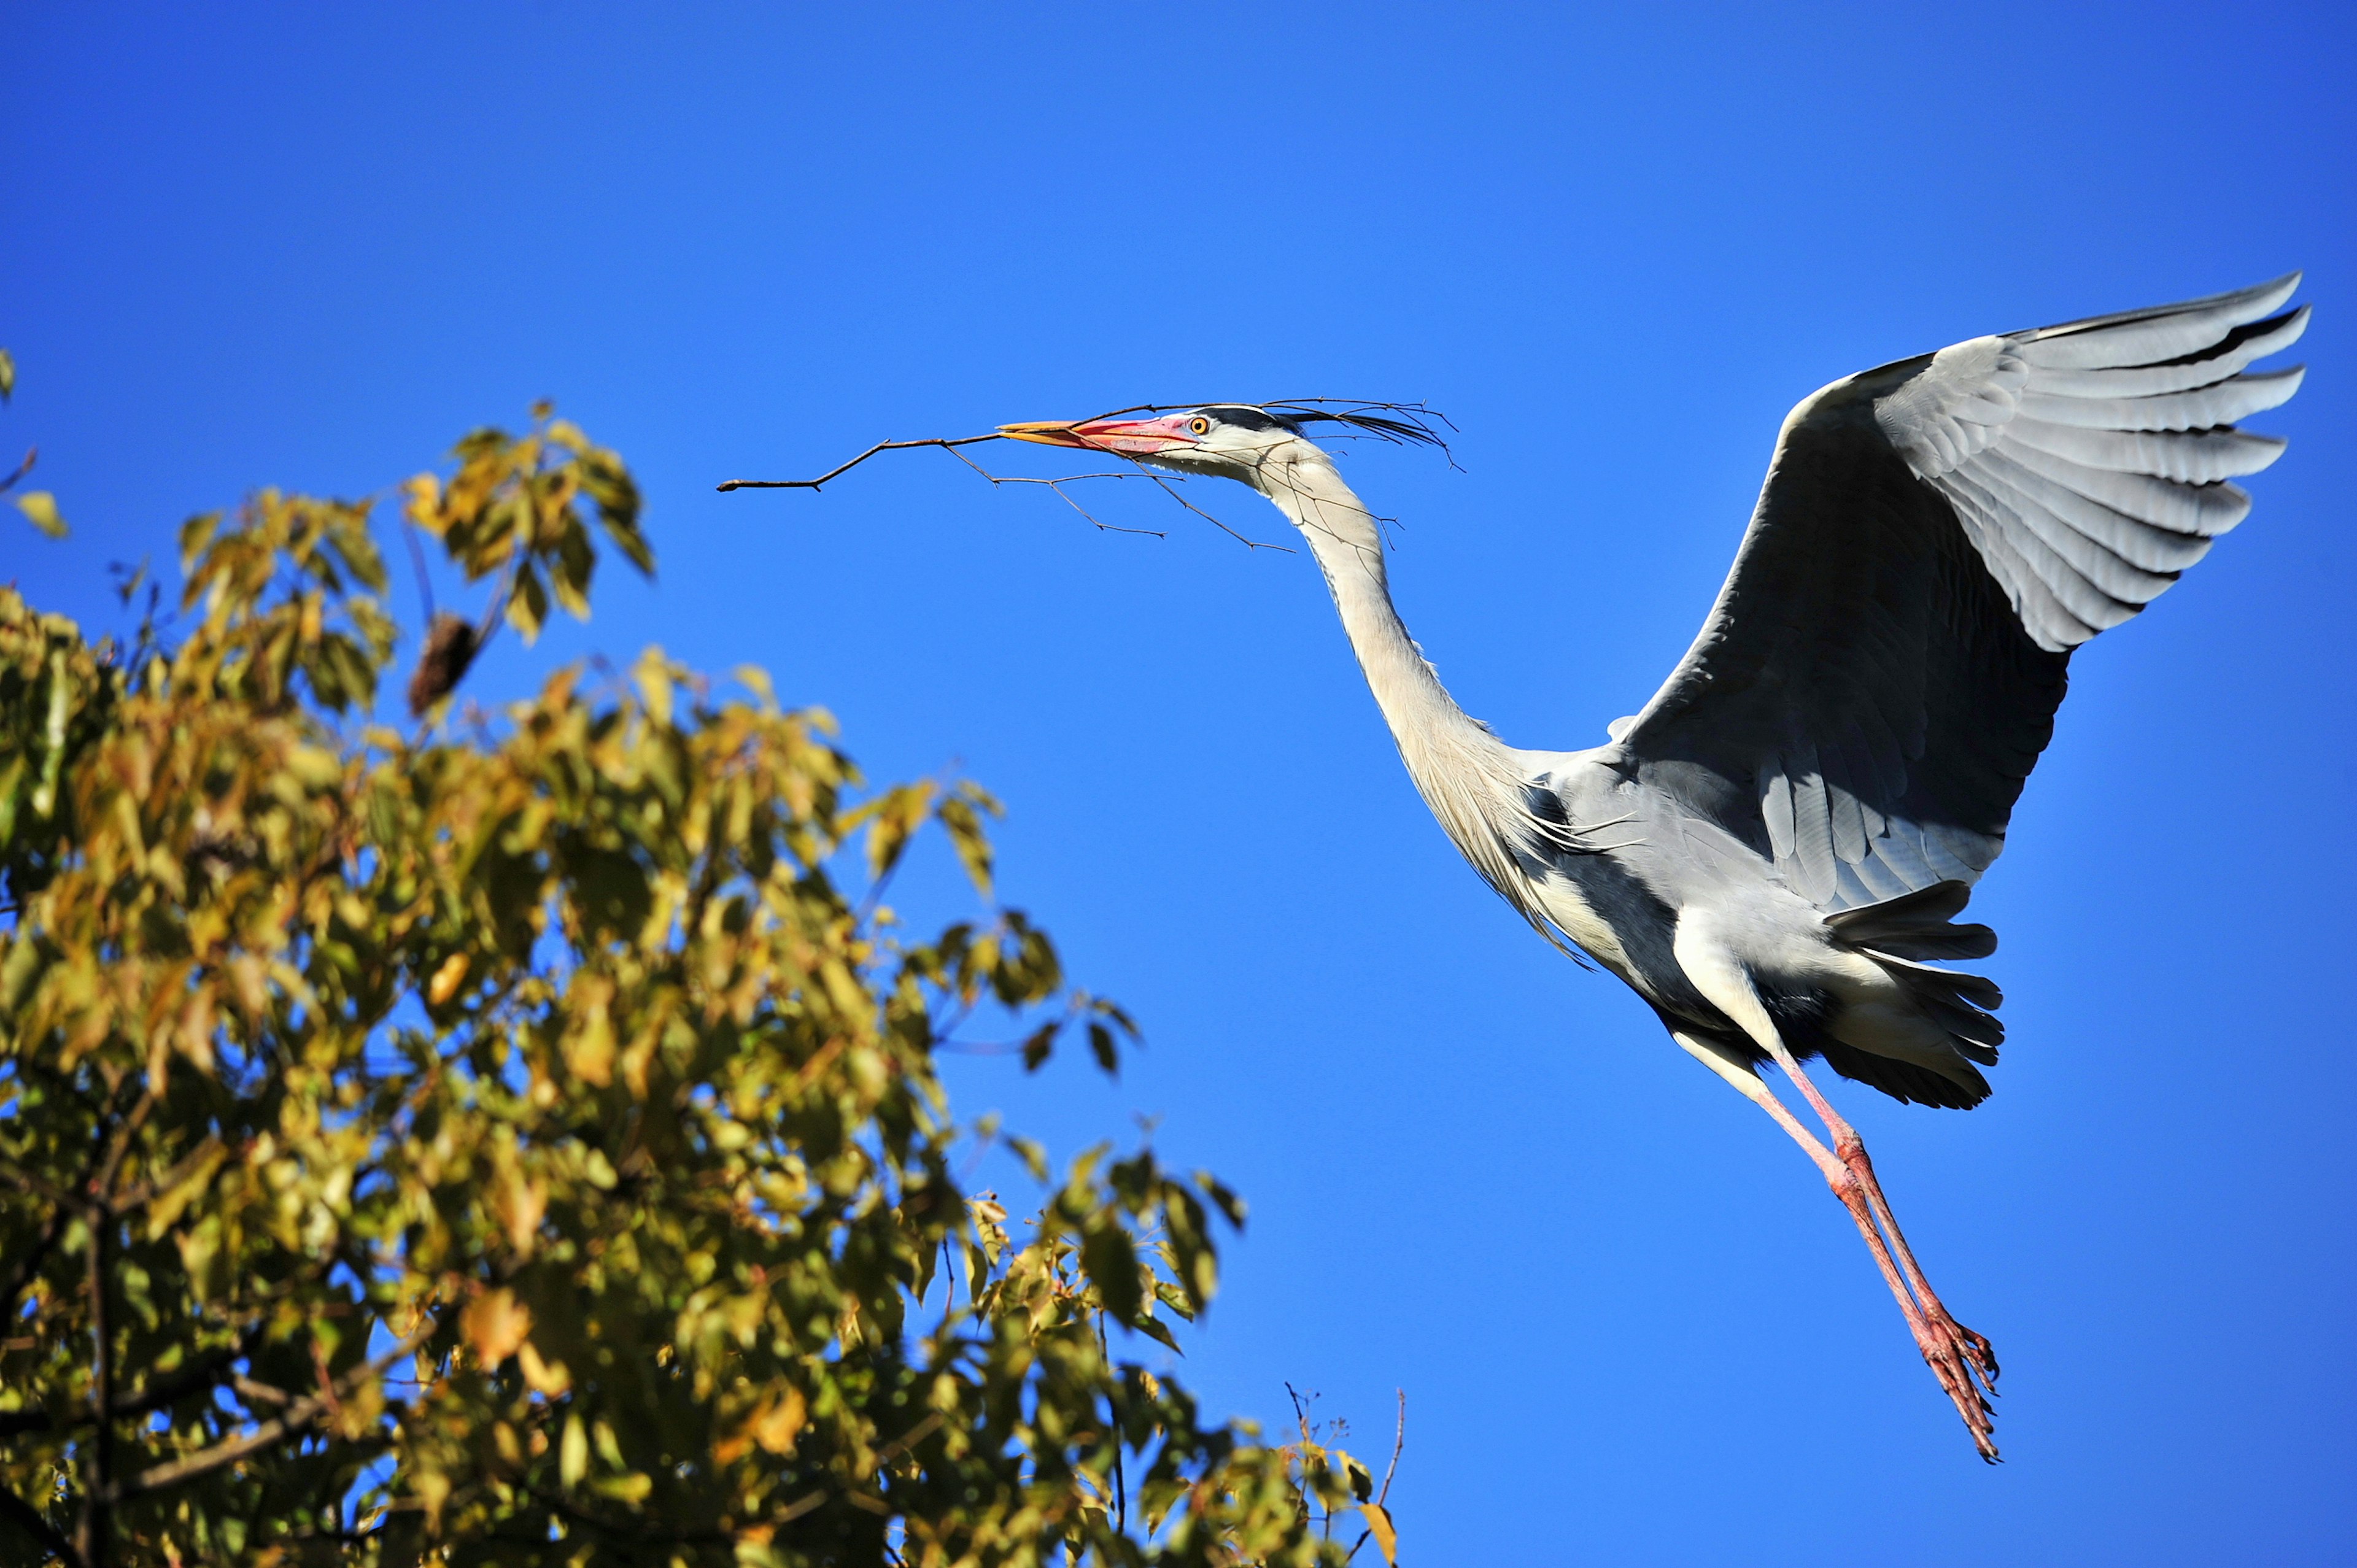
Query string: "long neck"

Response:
xmin=1258 ymin=452 xmax=1528 ymax=846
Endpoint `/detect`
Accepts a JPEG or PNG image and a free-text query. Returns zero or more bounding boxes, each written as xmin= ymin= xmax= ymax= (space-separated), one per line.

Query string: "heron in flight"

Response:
xmin=1000 ymin=275 xmax=2307 ymax=1459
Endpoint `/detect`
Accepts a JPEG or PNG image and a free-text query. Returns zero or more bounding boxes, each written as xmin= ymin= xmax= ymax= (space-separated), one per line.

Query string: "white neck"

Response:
xmin=1255 ymin=448 xmax=1535 ymax=889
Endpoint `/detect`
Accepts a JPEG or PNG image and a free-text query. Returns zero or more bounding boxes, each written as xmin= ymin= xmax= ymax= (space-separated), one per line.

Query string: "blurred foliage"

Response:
xmin=0 ymin=394 xmax=1397 ymax=1566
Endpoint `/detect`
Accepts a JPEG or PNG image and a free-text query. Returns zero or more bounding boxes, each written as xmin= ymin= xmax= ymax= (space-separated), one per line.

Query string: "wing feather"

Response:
xmin=2030 ymin=306 xmax=2307 ymax=396
xmin=1617 ymin=277 xmax=2304 ymax=911
xmin=2015 ymin=365 xmax=2303 ymax=430
xmin=2003 ymin=419 xmax=2286 ymax=484
xmin=1972 ymin=452 xmax=2214 ymax=572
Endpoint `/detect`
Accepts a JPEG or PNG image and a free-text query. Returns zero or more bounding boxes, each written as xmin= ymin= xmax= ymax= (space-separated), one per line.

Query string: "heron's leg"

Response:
xmin=1673 ymin=1027 xmax=1997 ymax=1458
xmin=1666 ymin=921 xmax=2003 ymax=1460
xmin=1673 ymin=1032 xmax=1931 ymax=1316
xmin=1762 ymin=1040 xmax=1999 ymax=1389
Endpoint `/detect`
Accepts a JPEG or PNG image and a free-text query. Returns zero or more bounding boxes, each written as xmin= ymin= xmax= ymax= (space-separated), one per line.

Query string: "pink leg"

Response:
xmin=1678 ymin=1027 xmax=1998 ymax=1458
xmin=1753 ymin=1035 xmax=2000 ymax=1459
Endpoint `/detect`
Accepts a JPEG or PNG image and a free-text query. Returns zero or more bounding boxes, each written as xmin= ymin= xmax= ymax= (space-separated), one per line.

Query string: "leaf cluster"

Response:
xmin=0 ymin=411 xmax=1391 ymax=1566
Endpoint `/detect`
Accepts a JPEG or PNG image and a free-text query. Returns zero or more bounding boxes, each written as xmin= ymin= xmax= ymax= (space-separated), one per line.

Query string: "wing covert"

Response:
xmin=1617 ymin=276 xmax=2306 ymax=911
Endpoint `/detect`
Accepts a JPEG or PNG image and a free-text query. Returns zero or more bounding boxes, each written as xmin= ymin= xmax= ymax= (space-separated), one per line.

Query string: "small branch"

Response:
xmin=88 ymin=1089 xmax=158 ymax=1208
xmin=400 ymin=518 xmax=439 ymax=625
xmin=1379 ymin=1388 xmax=1405 ymax=1505
xmin=875 ymin=1408 xmax=944 ymax=1466
xmin=940 ymin=448 xmax=1169 ymax=539
xmin=106 ymin=1134 xmax=227 ymax=1218
xmin=110 ymin=1329 xmax=430 ymax=1501
xmin=771 ymin=1411 xmax=946 ymax=1527
xmin=0 ymin=1335 xmax=260 ymax=1439
xmin=0 ymin=1083 xmax=134 ymax=1329
xmin=0 ymin=446 xmax=34 ymax=496
xmin=1134 ymin=468 xmax=1293 ymax=553
xmin=0 ymin=1484 xmax=76 ymax=1566
xmin=231 ymin=1374 xmax=294 ymax=1410
xmin=0 ymin=1159 xmax=79 ymax=1210
xmin=716 ymin=434 xmax=1006 ymax=492
xmin=719 ymin=421 xmax=1306 ymax=550
xmin=79 ymin=1194 xmax=112 ymax=1566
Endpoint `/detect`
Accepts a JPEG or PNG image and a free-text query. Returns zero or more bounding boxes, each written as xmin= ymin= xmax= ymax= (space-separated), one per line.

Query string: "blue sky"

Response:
xmin=8 ymin=2 xmax=2354 ymax=1561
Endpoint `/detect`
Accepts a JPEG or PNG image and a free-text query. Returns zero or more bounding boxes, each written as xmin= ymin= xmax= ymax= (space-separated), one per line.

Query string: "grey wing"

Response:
xmin=1617 ymin=275 xmax=2307 ymax=911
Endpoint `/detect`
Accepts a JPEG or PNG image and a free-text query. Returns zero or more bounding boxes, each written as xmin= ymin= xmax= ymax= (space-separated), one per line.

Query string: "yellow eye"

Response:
xmin=1188 ymin=415 xmax=1211 ymax=436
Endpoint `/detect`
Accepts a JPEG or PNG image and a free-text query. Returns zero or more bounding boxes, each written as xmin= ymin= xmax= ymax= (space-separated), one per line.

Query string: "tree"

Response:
xmin=0 ymin=378 xmax=1400 ymax=1566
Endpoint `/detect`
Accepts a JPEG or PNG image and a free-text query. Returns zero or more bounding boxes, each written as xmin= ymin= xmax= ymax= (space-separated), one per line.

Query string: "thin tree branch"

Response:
xmin=78 ymin=1188 xmax=112 ymax=1567
xmin=103 ymin=1134 xmax=229 ymax=1219
xmin=939 ymin=447 xmax=1170 ymax=539
xmin=87 ymin=1090 xmax=158 ymax=1210
xmin=716 ymin=420 xmax=1305 ymax=549
xmin=716 ymin=435 xmax=1007 ymax=492
xmin=228 ymin=1375 xmax=294 ymax=1410
xmin=0 ymin=1483 xmax=77 ymax=1567
xmin=0 ymin=1078 xmax=132 ymax=1327
xmin=0 ymin=1160 xmax=79 ymax=1208
xmin=110 ymin=1329 xmax=430 ymax=1501
xmin=1131 ymin=467 xmax=1293 ymax=553
xmin=1379 ymin=1388 xmax=1404 ymax=1507
xmin=0 ymin=1332 xmax=259 ymax=1440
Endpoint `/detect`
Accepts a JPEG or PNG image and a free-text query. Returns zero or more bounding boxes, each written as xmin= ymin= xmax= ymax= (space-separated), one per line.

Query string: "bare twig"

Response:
xmin=0 ymin=1335 xmax=261 ymax=1440
xmin=716 ymin=434 xmax=1007 ymax=492
xmin=0 ymin=1485 xmax=75 ymax=1567
xmin=1136 ymin=468 xmax=1291 ymax=552
xmin=0 ymin=446 xmax=34 ymax=496
xmin=0 ymin=1079 xmax=134 ymax=1329
xmin=104 ymin=1134 xmax=229 ymax=1218
xmin=111 ymin=1329 xmax=430 ymax=1500
xmin=229 ymin=1375 xmax=294 ymax=1410
xmin=713 ymin=396 xmax=1455 ymax=554
xmin=771 ymin=1410 xmax=945 ymax=1527
xmin=63 ymin=1083 xmax=156 ymax=1566
xmin=1339 ymin=1391 xmax=1404 ymax=1566
xmin=940 ymin=447 xmax=1169 ymax=539
xmin=1379 ymin=1388 xmax=1405 ymax=1504
xmin=79 ymin=1195 xmax=112 ymax=1566
xmin=1095 ymin=1313 xmax=1128 ymax=1534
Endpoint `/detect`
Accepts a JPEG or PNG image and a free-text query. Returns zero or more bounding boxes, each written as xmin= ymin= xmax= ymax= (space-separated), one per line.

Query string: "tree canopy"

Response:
xmin=0 ymin=379 xmax=1398 ymax=1566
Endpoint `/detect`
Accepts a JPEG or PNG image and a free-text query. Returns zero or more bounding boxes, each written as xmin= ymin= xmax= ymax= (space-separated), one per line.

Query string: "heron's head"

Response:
xmin=997 ymin=404 xmax=1323 ymax=491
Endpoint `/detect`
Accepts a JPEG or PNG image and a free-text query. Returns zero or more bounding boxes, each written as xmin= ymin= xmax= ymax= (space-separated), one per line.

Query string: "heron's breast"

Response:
xmin=1534 ymin=874 xmax=1635 ymax=976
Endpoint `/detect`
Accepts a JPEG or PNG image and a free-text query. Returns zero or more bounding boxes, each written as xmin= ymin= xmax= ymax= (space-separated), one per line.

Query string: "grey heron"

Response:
xmin=1000 ymin=274 xmax=2308 ymax=1460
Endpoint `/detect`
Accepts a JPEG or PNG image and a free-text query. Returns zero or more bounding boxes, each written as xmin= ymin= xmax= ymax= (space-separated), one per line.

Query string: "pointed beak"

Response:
xmin=997 ymin=414 xmax=1200 ymax=456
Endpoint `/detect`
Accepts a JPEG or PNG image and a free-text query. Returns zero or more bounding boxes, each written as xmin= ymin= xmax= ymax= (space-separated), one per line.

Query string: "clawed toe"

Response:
xmin=1914 ymin=1315 xmax=2001 ymax=1461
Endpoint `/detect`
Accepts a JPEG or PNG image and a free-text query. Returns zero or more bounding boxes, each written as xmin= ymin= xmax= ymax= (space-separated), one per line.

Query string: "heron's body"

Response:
xmin=1245 ymin=411 xmax=2014 ymax=1110
xmin=999 ymin=274 xmax=2309 ymax=1459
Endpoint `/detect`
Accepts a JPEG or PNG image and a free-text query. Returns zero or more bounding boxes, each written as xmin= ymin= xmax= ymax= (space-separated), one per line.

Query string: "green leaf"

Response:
xmin=0 ymin=347 xmax=14 ymax=401
xmin=1081 ymin=1225 xmax=1142 ymax=1323
xmin=561 ymin=1413 xmax=588 ymax=1488
xmin=16 ymin=490 xmax=66 ymax=538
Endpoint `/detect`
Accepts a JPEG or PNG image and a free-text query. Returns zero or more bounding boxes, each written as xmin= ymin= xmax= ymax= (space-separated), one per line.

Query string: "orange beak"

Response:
xmin=997 ymin=413 xmax=1201 ymax=456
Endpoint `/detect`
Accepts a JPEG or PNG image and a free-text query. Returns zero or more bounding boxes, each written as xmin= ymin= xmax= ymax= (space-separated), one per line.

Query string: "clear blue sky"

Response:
xmin=9 ymin=3 xmax=2354 ymax=1561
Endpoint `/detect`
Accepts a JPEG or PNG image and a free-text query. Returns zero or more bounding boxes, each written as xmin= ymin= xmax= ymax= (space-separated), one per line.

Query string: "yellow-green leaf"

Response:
xmin=17 ymin=490 xmax=66 ymax=538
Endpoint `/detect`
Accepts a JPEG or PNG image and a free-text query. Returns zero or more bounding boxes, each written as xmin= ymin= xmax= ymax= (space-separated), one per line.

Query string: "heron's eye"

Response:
xmin=1188 ymin=415 xmax=1211 ymax=436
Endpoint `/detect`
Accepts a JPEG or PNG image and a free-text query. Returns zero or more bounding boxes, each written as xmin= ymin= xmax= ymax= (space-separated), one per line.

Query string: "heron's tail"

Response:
xmin=1821 ymin=881 xmax=2005 ymax=1107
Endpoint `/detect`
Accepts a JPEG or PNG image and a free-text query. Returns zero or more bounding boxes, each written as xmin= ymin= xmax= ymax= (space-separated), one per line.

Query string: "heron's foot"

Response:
xmin=1913 ymin=1309 xmax=2000 ymax=1462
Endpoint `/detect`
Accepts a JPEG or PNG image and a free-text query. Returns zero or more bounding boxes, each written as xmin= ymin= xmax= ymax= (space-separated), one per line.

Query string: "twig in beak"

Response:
xmin=716 ymin=434 xmax=1007 ymax=492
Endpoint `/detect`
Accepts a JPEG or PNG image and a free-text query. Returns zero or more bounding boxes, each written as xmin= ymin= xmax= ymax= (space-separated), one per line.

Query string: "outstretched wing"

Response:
xmin=1616 ymin=276 xmax=2306 ymax=912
